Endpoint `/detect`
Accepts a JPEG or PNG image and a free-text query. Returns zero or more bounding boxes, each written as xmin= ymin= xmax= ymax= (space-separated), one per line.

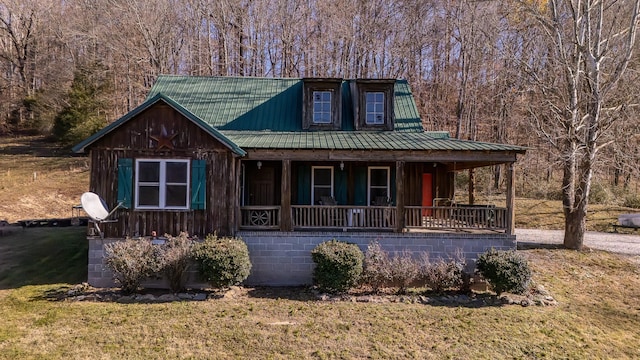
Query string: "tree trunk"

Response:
xmin=564 ymin=205 xmax=586 ymax=250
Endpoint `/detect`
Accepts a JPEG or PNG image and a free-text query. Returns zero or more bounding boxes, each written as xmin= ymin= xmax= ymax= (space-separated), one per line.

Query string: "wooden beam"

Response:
xmin=242 ymin=149 xmax=520 ymax=163
xmin=395 ymin=161 xmax=405 ymax=232
xmin=506 ymin=163 xmax=515 ymax=235
xmin=280 ymin=159 xmax=292 ymax=231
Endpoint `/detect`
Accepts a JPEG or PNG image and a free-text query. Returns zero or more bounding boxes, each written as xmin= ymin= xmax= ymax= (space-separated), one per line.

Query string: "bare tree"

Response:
xmin=518 ymin=0 xmax=640 ymax=249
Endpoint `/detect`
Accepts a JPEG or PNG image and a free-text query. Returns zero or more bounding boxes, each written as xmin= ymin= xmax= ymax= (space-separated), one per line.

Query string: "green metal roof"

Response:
xmin=146 ymin=75 xmax=424 ymax=132
xmin=74 ymin=75 xmax=527 ymax=154
xmin=221 ymin=131 xmax=526 ymax=151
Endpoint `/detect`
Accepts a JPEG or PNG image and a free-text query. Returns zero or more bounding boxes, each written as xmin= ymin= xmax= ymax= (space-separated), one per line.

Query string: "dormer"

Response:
xmin=302 ymin=78 xmax=343 ymax=130
xmin=351 ymin=79 xmax=395 ymax=131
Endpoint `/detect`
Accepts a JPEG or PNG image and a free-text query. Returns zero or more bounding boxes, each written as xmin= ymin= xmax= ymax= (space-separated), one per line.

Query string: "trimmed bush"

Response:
xmin=476 ymin=249 xmax=532 ymax=295
xmin=311 ymin=240 xmax=364 ymax=293
xmin=158 ymin=232 xmax=194 ymax=293
xmin=104 ymin=238 xmax=162 ymax=294
xmin=192 ymin=234 xmax=251 ymax=289
xmin=362 ymin=241 xmax=392 ymax=291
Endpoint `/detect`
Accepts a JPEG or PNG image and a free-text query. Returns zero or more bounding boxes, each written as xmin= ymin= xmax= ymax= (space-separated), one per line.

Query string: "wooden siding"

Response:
xmin=88 ymin=103 xmax=239 ymax=238
xmin=403 ymin=163 xmax=453 ymax=206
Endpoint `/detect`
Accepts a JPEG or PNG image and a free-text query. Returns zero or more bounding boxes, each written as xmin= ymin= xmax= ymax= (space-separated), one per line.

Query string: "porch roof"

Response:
xmin=220 ymin=130 xmax=527 ymax=152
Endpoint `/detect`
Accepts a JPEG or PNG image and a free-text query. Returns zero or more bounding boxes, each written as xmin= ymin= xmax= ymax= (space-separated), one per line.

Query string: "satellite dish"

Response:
xmin=81 ymin=192 xmax=110 ymax=221
xmin=80 ymin=192 xmax=123 ymax=238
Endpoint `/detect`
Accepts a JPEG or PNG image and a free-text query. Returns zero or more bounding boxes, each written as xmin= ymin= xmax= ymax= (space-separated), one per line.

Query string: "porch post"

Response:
xmin=233 ymin=158 xmax=243 ymax=236
xmin=395 ymin=161 xmax=405 ymax=232
xmin=506 ymin=162 xmax=515 ymax=235
xmin=280 ymin=159 xmax=292 ymax=231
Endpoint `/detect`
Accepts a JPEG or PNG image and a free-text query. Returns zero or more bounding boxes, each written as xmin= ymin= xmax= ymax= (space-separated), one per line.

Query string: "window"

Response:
xmin=135 ymin=159 xmax=189 ymax=209
xmin=368 ymin=166 xmax=390 ymax=206
xmin=313 ymin=91 xmax=332 ymax=124
xmin=302 ymin=79 xmax=342 ymax=130
xmin=353 ymin=80 xmax=394 ymax=130
xmin=312 ymin=166 xmax=334 ymax=205
xmin=365 ymin=92 xmax=385 ymax=124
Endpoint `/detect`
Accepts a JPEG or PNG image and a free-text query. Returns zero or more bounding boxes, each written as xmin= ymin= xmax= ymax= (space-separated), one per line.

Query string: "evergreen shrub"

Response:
xmin=311 ymin=240 xmax=363 ymax=293
xmin=476 ymin=249 xmax=531 ymax=295
xmin=192 ymin=234 xmax=251 ymax=289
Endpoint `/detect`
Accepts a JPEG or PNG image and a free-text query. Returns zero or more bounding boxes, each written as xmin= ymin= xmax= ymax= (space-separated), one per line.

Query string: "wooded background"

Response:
xmin=1 ymin=0 xmax=639 ymax=205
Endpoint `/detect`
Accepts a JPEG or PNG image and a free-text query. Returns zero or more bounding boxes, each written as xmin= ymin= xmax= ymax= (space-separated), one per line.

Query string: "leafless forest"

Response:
xmin=1 ymin=0 xmax=639 ymax=245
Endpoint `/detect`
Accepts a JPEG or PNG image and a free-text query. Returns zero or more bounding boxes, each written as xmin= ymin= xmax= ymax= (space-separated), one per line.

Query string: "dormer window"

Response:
xmin=313 ymin=91 xmax=332 ymax=124
xmin=365 ymin=92 xmax=385 ymax=125
xmin=303 ymin=78 xmax=342 ymax=130
xmin=352 ymin=79 xmax=395 ymax=131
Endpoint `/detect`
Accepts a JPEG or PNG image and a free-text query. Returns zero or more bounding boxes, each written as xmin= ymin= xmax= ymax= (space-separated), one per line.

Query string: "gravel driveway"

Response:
xmin=516 ymin=228 xmax=640 ymax=256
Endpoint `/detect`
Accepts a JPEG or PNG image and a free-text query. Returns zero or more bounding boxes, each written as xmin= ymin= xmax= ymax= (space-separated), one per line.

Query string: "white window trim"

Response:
xmin=311 ymin=166 xmax=334 ymax=205
xmin=365 ymin=91 xmax=385 ymax=125
xmin=135 ymin=159 xmax=190 ymax=210
xmin=312 ymin=90 xmax=332 ymax=124
xmin=368 ymin=166 xmax=390 ymax=206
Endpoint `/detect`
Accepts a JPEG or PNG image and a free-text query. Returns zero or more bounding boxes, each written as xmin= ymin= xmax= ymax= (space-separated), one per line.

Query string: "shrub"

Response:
xmin=104 ymin=238 xmax=162 ymax=294
xmin=623 ymin=194 xmax=640 ymax=209
xmin=158 ymin=232 xmax=194 ymax=293
xmin=420 ymin=254 xmax=466 ymax=294
xmin=476 ymin=249 xmax=532 ymax=295
xmin=192 ymin=234 xmax=251 ymax=289
xmin=311 ymin=240 xmax=364 ymax=293
xmin=589 ymin=182 xmax=612 ymax=204
xmin=388 ymin=251 xmax=420 ymax=294
xmin=361 ymin=241 xmax=392 ymax=292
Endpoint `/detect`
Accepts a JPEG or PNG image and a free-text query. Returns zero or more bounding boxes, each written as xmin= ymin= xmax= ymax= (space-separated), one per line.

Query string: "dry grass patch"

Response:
xmin=0 ymin=135 xmax=89 ymax=223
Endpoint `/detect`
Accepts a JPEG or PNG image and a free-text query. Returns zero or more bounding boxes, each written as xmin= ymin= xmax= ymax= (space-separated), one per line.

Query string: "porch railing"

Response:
xmin=292 ymin=205 xmax=396 ymax=230
xmin=404 ymin=205 xmax=507 ymax=231
xmin=239 ymin=206 xmax=281 ymax=230
xmin=239 ymin=205 xmax=507 ymax=231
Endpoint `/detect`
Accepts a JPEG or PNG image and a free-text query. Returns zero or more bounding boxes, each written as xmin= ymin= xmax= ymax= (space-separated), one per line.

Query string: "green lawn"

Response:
xmin=1 ymin=228 xmax=639 ymax=359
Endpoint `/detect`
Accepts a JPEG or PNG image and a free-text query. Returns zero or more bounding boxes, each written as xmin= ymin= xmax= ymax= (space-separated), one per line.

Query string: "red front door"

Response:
xmin=422 ymin=173 xmax=433 ymax=216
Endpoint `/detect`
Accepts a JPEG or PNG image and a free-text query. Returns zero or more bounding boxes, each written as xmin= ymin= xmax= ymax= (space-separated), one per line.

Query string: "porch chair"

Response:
xmin=319 ymin=196 xmax=340 ymax=227
xmin=372 ymin=196 xmax=393 ymax=228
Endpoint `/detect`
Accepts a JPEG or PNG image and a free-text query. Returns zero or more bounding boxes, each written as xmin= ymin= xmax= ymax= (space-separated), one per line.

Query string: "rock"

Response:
xmin=158 ymin=294 xmax=179 ymax=302
xmin=520 ymin=299 xmax=532 ymax=307
xmin=117 ymin=295 xmax=135 ymax=304
xmin=135 ymin=294 xmax=156 ymax=302
xmin=193 ymin=293 xmax=207 ymax=301
xmin=178 ymin=293 xmax=194 ymax=300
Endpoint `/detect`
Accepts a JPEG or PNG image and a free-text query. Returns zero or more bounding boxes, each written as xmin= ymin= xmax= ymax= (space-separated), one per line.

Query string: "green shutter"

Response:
xmin=117 ymin=158 xmax=132 ymax=209
xmin=296 ymin=165 xmax=311 ymax=205
xmin=354 ymin=166 xmax=367 ymax=206
xmin=390 ymin=167 xmax=396 ymax=205
xmin=335 ymin=168 xmax=347 ymax=205
xmin=191 ymin=159 xmax=206 ymax=210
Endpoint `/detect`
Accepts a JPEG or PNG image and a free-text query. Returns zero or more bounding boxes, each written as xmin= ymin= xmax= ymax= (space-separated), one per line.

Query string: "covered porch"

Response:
xmin=237 ymin=153 xmax=517 ymax=234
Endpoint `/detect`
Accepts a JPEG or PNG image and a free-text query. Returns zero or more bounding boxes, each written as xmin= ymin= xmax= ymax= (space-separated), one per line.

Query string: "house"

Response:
xmin=73 ymin=76 xmax=526 ymax=287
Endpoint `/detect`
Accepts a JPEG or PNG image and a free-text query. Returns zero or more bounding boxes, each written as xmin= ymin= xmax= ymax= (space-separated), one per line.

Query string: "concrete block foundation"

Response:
xmin=87 ymin=231 xmax=516 ymax=288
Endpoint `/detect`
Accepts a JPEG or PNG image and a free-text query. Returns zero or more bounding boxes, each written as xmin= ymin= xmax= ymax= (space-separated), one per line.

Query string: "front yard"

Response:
xmin=0 ymin=228 xmax=639 ymax=359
